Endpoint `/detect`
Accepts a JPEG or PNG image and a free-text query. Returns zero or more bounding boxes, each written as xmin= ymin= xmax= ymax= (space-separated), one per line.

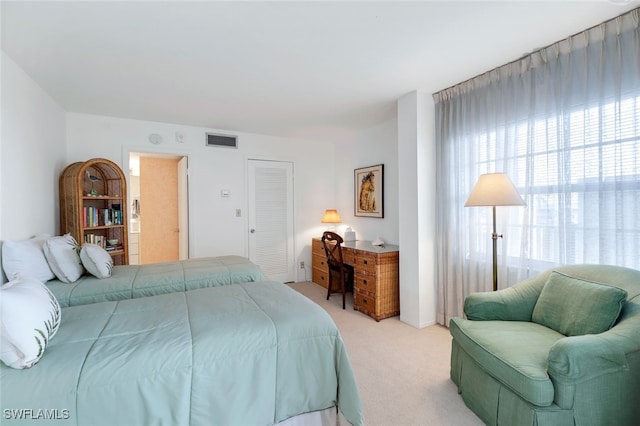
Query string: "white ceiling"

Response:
xmin=2 ymin=1 xmax=638 ymax=141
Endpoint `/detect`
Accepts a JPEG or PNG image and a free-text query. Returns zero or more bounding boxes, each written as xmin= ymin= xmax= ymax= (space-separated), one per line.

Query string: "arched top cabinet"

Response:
xmin=59 ymin=158 xmax=129 ymax=265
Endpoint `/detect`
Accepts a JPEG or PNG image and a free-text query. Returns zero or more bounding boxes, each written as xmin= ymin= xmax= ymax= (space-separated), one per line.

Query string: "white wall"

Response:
xmin=0 ymin=52 xmax=427 ymax=327
xmin=334 ymin=117 xmax=399 ymax=244
xmin=65 ymin=113 xmax=335 ymax=282
xmin=398 ymin=90 xmax=436 ymax=328
xmin=0 ymin=52 xmax=67 ymax=242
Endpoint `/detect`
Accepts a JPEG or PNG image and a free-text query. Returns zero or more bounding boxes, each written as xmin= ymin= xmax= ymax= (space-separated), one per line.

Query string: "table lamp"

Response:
xmin=465 ymin=173 xmax=525 ymax=291
xmin=321 ymin=209 xmax=341 ymax=232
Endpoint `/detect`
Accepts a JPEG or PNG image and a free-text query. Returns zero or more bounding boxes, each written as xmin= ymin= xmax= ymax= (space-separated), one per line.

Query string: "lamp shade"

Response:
xmin=321 ymin=209 xmax=342 ymax=223
xmin=465 ymin=173 xmax=525 ymax=207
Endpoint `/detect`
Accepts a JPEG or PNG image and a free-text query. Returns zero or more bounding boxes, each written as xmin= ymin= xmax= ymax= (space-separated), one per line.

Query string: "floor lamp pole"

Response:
xmin=491 ymin=205 xmax=500 ymax=292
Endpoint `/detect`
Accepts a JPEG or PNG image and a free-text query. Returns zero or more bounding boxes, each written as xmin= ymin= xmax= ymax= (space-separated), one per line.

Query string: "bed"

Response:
xmin=46 ymin=255 xmax=267 ymax=308
xmin=0 ymin=280 xmax=364 ymax=425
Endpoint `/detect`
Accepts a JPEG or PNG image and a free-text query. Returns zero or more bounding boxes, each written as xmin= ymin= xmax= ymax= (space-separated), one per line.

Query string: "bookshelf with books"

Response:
xmin=59 ymin=158 xmax=129 ymax=265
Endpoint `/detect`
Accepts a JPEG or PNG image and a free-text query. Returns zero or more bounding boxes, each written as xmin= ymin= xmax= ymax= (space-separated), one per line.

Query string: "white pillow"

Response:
xmin=1 ymin=235 xmax=55 ymax=283
xmin=43 ymin=234 xmax=84 ymax=283
xmin=80 ymin=244 xmax=114 ymax=279
xmin=0 ymin=275 xmax=61 ymax=369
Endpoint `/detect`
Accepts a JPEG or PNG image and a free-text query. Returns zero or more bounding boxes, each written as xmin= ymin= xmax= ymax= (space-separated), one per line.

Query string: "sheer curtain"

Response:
xmin=434 ymin=8 xmax=640 ymax=326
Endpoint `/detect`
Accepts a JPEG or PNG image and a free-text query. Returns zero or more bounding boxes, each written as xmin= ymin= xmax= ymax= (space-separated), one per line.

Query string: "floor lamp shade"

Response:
xmin=465 ymin=173 xmax=526 ymax=207
xmin=465 ymin=173 xmax=525 ymax=291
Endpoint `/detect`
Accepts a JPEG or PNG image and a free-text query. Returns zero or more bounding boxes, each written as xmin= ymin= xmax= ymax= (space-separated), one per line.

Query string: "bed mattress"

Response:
xmin=47 ymin=255 xmax=266 ymax=307
xmin=0 ymin=281 xmax=364 ymax=425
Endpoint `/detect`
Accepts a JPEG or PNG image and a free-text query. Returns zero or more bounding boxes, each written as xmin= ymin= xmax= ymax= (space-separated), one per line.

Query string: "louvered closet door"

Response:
xmin=247 ymin=159 xmax=295 ymax=282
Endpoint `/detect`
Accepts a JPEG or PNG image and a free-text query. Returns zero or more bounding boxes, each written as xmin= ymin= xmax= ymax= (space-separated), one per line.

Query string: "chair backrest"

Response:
xmin=321 ymin=231 xmax=345 ymax=270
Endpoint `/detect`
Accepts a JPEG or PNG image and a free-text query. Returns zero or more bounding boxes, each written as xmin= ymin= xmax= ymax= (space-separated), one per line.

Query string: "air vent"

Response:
xmin=206 ymin=133 xmax=238 ymax=149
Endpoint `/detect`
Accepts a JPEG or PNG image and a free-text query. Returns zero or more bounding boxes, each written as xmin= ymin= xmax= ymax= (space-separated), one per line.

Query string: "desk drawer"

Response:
xmin=312 ymin=253 xmax=328 ymax=272
xmin=342 ymin=247 xmax=356 ymax=266
xmin=351 ymin=252 xmax=377 ymax=274
xmin=354 ymin=290 xmax=377 ymax=318
xmin=354 ymin=289 xmax=399 ymax=322
xmin=355 ymin=274 xmax=377 ymax=295
xmin=312 ymin=238 xmax=325 ymax=256
xmin=312 ymin=267 xmax=329 ymax=289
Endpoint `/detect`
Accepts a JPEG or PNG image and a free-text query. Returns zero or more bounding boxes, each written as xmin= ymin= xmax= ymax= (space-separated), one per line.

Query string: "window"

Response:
xmin=434 ymin=8 xmax=640 ymax=324
xmin=470 ymin=94 xmax=640 ymax=268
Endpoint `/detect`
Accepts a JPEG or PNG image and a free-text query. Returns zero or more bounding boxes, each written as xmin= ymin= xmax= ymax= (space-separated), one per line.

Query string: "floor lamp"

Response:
xmin=465 ymin=173 xmax=525 ymax=291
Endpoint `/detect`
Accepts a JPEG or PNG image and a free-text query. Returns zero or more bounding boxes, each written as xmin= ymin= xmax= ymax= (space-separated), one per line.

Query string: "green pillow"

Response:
xmin=531 ymin=271 xmax=627 ymax=336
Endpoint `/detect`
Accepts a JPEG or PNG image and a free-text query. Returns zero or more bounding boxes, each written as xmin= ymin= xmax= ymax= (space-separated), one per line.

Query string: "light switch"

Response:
xmin=220 ymin=190 xmax=230 ymax=197
xmin=235 ymin=209 xmax=241 ymax=217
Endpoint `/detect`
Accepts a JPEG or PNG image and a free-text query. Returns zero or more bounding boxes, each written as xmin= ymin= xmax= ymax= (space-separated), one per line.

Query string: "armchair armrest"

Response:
xmin=464 ymin=272 xmax=549 ymax=321
xmin=548 ymin=308 xmax=640 ymax=381
xmin=548 ymin=334 xmax=630 ymax=381
xmin=546 ymin=305 xmax=640 ymax=420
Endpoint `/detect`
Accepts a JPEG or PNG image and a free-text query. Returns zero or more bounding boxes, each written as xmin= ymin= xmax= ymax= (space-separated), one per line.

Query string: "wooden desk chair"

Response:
xmin=321 ymin=231 xmax=354 ymax=309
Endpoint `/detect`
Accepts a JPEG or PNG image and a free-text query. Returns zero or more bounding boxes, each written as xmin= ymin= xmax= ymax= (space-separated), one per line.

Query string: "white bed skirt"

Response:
xmin=276 ymin=407 xmax=350 ymax=426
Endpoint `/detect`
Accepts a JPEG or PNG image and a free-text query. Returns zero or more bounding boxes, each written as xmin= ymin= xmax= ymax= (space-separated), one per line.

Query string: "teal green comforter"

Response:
xmin=47 ymin=256 xmax=267 ymax=308
xmin=0 ymin=281 xmax=364 ymax=425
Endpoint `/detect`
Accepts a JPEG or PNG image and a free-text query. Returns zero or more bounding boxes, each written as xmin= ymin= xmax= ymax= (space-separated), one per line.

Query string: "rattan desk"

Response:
xmin=312 ymin=238 xmax=400 ymax=321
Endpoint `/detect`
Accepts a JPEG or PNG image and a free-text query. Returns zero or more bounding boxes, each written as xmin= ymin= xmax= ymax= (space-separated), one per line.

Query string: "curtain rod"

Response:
xmin=432 ymin=6 xmax=640 ymax=98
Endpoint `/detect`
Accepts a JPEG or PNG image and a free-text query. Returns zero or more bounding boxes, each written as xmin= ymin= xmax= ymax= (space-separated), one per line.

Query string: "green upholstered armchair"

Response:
xmin=449 ymin=264 xmax=640 ymax=426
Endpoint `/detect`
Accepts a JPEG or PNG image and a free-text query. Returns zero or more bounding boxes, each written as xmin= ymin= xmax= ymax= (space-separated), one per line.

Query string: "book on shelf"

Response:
xmin=83 ymin=207 xmax=123 ymax=227
xmin=85 ymin=234 xmax=106 ymax=247
xmin=85 ymin=235 xmax=122 ymax=251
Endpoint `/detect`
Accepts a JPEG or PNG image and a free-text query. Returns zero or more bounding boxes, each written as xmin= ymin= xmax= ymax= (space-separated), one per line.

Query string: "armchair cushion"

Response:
xmin=450 ymin=318 xmax=564 ymax=406
xmin=532 ymin=271 xmax=627 ymax=337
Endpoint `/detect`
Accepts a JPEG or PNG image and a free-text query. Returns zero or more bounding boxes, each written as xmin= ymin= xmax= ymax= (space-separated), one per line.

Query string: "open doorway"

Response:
xmin=129 ymin=152 xmax=189 ymax=265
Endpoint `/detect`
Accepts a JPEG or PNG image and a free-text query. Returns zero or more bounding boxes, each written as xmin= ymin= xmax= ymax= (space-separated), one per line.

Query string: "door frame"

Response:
xmin=122 ymin=147 xmax=190 ymax=261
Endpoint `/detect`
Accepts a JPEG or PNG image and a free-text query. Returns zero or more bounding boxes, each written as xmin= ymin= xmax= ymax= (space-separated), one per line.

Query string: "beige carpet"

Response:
xmin=288 ymin=281 xmax=483 ymax=426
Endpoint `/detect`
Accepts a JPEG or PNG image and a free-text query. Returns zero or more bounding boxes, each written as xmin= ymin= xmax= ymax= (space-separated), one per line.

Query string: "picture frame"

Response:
xmin=354 ymin=164 xmax=384 ymax=218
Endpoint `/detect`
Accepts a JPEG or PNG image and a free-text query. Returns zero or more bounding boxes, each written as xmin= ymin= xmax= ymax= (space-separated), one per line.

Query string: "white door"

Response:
xmin=247 ymin=159 xmax=295 ymax=282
